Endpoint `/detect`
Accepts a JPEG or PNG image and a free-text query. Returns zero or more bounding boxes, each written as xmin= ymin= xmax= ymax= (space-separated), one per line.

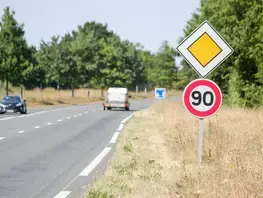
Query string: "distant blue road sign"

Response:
xmin=155 ymin=88 xmax=166 ymax=99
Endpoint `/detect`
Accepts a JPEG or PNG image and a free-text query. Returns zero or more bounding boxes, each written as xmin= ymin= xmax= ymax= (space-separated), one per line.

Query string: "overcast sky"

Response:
xmin=0 ymin=0 xmax=200 ymax=53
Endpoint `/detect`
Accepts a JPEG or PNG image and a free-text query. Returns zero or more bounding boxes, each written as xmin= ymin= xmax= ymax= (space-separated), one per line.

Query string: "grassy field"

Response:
xmin=85 ymin=100 xmax=263 ymax=198
xmin=0 ymin=87 xmax=174 ymax=108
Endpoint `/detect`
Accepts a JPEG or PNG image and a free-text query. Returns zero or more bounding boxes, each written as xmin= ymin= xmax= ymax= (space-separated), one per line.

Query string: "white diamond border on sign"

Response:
xmin=177 ymin=20 xmax=234 ymax=78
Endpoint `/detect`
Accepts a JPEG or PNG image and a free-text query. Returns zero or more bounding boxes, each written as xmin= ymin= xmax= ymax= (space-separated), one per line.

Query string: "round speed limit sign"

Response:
xmin=183 ymin=79 xmax=222 ymax=118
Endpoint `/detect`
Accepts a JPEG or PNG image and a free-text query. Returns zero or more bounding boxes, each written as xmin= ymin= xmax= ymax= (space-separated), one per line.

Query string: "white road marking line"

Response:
xmin=34 ymin=126 xmax=40 ymax=129
xmin=117 ymin=123 xmax=125 ymax=132
xmin=0 ymin=137 xmax=6 ymax=140
xmin=57 ymin=119 xmax=62 ymax=122
xmin=66 ymin=117 xmax=71 ymax=119
xmin=74 ymin=115 xmax=78 ymax=117
xmin=109 ymin=132 xmax=120 ymax=144
xmin=55 ymin=172 xmax=81 ymax=196
xmin=92 ymin=109 xmax=96 ymax=112
xmin=53 ymin=113 xmax=134 ymax=196
xmin=27 ymin=106 xmax=82 ymax=117
xmin=18 ymin=131 xmax=25 ymax=134
xmin=0 ymin=117 xmax=14 ymax=121
xmin=79 ymin=147 xmax=112 ymax=176
xmin=47 ymin=122 xmax=52 ymax=125
xmin=121 ymin=114 xmax=134 ymax=124
xmin=0 ymin=105 xmax=92 ymax=121
xmin=53 ymin=191 xmax=71 ymax=198
xmin=78 ymin=113 xmax=82 ymax=116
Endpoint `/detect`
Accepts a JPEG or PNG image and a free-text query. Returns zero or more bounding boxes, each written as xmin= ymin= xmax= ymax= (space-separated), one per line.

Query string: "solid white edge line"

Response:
xmin=58 ymin=119 xmax=62 ymax=122
xmin=0 ymin=137 xmax=5 ymax=140
xmin=18 ymin=131 xmax=25 ymax=134
xmin=0 ymin=117 xmax=14 ymax=121
xmin=117 ymin=123 xmax=125 ymax=132
xmin=54 ymin=113 xmax=134 ymax=196
xmin=79 ymin=147 xmax=112 ymax=176
xmin=53 ymin=191 xmax=71 ymax=198
xmin=27 ymin=106 xmax=85 ymax=117
xmin=0 ymin=105 xmax=92 ymax=121
xmin=47 ymin=122 xmax=52 ymax=125
xmin=34 ymin=126 xmax=40 ymax=129
xmin=121 ymin=114 xmax=133 ymax=124
xmin=109 ymin=132 xmax=120 ymax=144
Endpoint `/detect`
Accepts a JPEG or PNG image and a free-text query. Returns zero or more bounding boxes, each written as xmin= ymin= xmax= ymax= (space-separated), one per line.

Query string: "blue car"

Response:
xmin=1 ymin=96 xmax=27 ymax=114
xmin=0 ymin=103 xmax=6 ymax=114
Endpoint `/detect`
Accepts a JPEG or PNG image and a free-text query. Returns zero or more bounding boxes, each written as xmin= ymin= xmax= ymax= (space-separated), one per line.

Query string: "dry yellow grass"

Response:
xmin=86 ymin=100 xmax=263 ymax=198
xmin=23 ymin=88 xmax=104 ymax=107
xmin=0 ymin=87 xmax=169 ymax=108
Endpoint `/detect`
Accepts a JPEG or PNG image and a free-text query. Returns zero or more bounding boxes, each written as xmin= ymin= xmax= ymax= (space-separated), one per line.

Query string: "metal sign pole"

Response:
xmin=198 ymin=118 xmax=204 ymax=163
xmin=177 ymin=20 xmax=232 ymax=165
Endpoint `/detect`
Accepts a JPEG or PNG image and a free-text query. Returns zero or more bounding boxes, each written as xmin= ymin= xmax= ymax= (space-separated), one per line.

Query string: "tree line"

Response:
xmin=3 ymin=1 xmax=260 ymax=107
xmin=177 ymin=0 xmax=263 ymax=107
xmin=0 ymin=7 xmax=177 ymax=97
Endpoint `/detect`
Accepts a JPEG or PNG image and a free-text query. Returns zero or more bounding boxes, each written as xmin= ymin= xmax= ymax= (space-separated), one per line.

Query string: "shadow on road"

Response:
xmin=106 ymin=109 xmax=138 ymax=112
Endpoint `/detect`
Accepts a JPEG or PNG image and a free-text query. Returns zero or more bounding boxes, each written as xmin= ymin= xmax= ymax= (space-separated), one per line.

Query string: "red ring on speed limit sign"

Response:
xmin=183 ymin=79 xmax=222 ymax=118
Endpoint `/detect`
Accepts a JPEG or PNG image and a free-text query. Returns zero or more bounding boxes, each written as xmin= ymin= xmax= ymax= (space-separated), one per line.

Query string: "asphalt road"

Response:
xmin=0 ymin=99 xmax=154 ymax=198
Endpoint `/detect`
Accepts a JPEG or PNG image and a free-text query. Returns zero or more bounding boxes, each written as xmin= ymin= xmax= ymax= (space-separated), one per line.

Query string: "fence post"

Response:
xmin=40 ymin=83 xmax=43 ymax=101
xmin=20 ymin=86 xmax=24 ymax=98
xmin=87 ymin=83 xmax=90 ymax=98
xmin=56 ymin=83 xmax=59 ymax=101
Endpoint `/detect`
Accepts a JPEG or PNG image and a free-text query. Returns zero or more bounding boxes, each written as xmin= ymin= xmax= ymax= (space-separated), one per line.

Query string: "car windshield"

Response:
xmin=2 ymin=96 xmax=21 ymax=103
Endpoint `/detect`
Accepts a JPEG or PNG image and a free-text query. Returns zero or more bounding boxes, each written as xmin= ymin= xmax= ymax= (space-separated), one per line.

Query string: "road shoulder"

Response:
xmin=85 ymin=100 xmax=180 ymax=198
xmin=85 ymin=99 xmax=263 ymax=198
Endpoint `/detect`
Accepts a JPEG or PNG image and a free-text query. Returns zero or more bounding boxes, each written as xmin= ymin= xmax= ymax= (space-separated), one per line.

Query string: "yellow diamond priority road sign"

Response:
xmin=177 ymin=20 xmax=233 ymax=78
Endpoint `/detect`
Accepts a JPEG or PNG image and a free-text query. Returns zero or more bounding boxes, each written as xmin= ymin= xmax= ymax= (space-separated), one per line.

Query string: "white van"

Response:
xmin=103 ymin=87 xmax=131 ymax=111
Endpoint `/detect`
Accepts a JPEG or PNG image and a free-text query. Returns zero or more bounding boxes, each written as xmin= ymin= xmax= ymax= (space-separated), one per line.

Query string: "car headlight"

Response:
xmin=16 ymin=102 xmax=23 ymax=107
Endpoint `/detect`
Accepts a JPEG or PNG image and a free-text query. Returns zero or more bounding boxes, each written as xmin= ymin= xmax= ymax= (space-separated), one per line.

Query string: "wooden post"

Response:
xmin=40 ymin=83 xmax=43 ymax=101
xmin=20 ymin=86 xmax=24 ymax=98
xmin=56 ymin=83 xmax=60 ymax=101
xmin=6 ymin=75 xmax=9 ymax=96
xmin=87 ymin=83 xmax=90 ymax=98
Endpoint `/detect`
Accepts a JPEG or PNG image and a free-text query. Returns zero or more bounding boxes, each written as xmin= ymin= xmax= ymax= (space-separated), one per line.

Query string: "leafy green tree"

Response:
xmin=91 ymin=36 xmax=132 ymax=95
xmin=18 ymin=46 xmax=37 ymax=97
xmin=36 ymin=36 xmax=64 ymax=100
xmin=146 ymin=41 xmax=177 ymax=88
xmin=59 ymin=33 xmax=81 ymax=97
xmin=0 ymin=7 xmax=32 ymax=95
xmin=70 ymin=24 xmax=98 ymax=90
xmin=0 ymin=7 xmax=180 ymax=97
xmin=178 ymin=0 xmax=263 ymax=106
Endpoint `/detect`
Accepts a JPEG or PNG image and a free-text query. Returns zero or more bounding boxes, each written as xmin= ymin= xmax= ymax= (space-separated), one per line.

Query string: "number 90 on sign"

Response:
xmin=183 ymin=79 xmax=222 ymax=118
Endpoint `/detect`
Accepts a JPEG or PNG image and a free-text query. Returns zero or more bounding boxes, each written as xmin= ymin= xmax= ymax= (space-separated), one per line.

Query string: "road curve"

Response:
xmin=0 ymin=99 xmax=154 ymax=198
